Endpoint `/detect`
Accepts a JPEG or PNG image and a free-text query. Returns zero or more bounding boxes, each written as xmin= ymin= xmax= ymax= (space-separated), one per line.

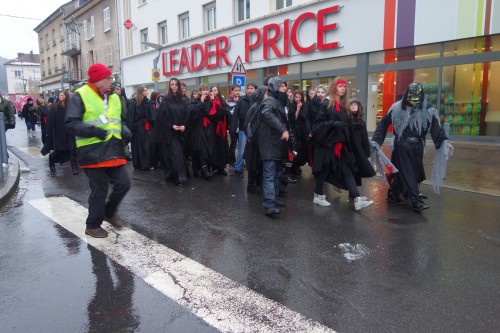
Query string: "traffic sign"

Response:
xmin=124 ymin=19 xmax=133 ymax=30
xmin=230 ymin=56 xmax=246 ymax=75
xmin=232 ymin=75 xmax=246 ymax=92
xmin=152 ymin=69 xmax=160 ymax=82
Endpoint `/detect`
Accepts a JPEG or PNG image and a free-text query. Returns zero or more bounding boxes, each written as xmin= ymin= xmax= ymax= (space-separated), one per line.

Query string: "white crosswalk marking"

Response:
xmin=29 ymin=196 xmax=336 ymax=333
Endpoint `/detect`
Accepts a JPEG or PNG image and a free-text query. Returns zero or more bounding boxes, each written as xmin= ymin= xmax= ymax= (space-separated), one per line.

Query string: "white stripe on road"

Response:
xmin=29 ymin=196 xmax=336 ymax=333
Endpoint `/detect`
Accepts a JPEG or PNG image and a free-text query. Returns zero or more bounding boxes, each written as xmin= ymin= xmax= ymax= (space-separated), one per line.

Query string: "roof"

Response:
xmin=5 ymin=53 xmax=40 ymax=65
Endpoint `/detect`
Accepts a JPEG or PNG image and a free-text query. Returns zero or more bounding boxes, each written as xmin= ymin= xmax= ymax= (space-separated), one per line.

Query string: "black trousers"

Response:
xmin=83 ymin=165 xmax=130 ymax=229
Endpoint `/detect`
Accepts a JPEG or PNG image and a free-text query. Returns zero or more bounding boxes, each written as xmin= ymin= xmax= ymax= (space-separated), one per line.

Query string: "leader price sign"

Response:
xmin=232 ymin=75 xmax=246 ymax=92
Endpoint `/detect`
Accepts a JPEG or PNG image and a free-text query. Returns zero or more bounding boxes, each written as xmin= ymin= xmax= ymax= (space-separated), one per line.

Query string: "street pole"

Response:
xmin=141 ymin=42 xmax=163 ymax=92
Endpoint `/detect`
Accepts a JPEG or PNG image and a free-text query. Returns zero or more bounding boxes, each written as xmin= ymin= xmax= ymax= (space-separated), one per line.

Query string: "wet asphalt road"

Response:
xmin=1 ymin=125 xmax=499 ymax=332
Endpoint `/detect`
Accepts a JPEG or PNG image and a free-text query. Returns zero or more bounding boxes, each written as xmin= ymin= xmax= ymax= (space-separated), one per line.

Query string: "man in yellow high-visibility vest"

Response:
xmin=66 ymin=63 xmax=132 ymax=238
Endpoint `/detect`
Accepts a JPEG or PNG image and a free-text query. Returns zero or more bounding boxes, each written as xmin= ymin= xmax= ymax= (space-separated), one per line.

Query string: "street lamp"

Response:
xmin=141 ymin=41 xmax=163 ymax=92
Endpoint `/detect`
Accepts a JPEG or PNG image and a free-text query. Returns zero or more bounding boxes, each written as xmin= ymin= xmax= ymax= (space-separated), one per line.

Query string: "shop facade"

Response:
xmin=120 ymin=0 xmax=500 ymax=138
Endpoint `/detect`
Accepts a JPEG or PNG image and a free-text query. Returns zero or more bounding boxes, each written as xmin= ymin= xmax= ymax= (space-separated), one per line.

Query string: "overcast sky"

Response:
xmin=0 ymin=0 xmax=70 ymax=59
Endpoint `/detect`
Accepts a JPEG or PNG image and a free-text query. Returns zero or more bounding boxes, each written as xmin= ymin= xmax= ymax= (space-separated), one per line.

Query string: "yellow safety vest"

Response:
xmin=75 ymin=85 xmax=122 ymax=148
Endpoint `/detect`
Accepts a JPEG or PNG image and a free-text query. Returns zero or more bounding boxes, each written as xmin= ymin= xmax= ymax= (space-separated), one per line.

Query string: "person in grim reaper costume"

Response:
xmin=370 ymin=82 xmax=454 ymax=211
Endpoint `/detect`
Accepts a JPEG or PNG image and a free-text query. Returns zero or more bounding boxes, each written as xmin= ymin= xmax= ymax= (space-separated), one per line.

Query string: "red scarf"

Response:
xmin=334 ymin=99 xmax=343 ymax=157
xmin=203 ymin=99 xmax=218 ymax=127
xmin=204 ymin=99 xmax=227 ymax=139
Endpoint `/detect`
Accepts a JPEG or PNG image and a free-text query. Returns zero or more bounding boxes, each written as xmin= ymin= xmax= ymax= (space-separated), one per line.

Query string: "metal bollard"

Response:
xmin=0 ymin=112 xmax=7 ymax=180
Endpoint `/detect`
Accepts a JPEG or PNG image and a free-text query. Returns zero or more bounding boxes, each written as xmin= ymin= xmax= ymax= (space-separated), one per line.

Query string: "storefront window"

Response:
xmin=442 ymin=61 xmax=500 ymax=136
xmin=302 ymin=55 xmax=356 ymax=73
xmin=490 ymin=34 xmax=500 ymax=51
xmin=263 ymin=63 xmax=300 ymax=77
xmin=369 ymin=43 xmax=441 ymax=65
xmin=366 ymin=68 xmax=439 ymax=131
xmin=443 ymin=37 xmax=487 ymax=57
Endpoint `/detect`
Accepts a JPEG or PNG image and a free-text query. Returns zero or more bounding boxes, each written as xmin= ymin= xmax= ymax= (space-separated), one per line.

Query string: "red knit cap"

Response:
xmin=88 ymin=63 xmax=112 ymax=83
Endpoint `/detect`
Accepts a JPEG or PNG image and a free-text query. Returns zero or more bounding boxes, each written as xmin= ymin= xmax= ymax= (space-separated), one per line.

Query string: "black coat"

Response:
xmin=303 ymin=96 xmax=323 ymax=135
xmin=186 ymin=98 xmax=211 ymax=153
xmin=45 ymin=104 xmax=75 ymax=152
xmin=257 ymin=95 xmax=288 ymax=161
xmin=230 ymin=94 xmax=253 ymax=133
xmin=312 ymin=102 xmax=374 ymax=187
xmin=155 ymin=98 xmax=188 ymax=145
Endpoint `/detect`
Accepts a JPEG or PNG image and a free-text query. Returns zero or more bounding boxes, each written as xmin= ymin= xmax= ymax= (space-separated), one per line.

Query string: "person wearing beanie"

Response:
xmin=65 ymin=63 xmax=132 ymax=238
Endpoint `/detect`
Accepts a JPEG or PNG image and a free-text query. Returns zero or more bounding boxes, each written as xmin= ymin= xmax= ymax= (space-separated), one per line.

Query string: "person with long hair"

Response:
xmin=127 ymin=85 xmax=152 ymax=170
xmin=290 ymin=89 xmax=307 ymax=175
xmin=155 ymin=78 xmax=190 ymax=186
xmin=311 ymin=78 xmax=374 ymax=210
xmin=208 ymin=85 xmax=229 ymax=175
xmin=42 ymin=91 xmax=78 ymax=175
xmin=186 ymin=84 xmax=213 ymax=180
xmin=36 ymin=97 xmax=50 ymax=145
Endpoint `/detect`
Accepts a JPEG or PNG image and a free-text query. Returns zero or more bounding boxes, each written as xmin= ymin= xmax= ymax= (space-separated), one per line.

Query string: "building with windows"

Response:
xmin=35 ymin=0 xmax=121 ymax=98
xmin=4 ymin=52 xmax=41 ymax=97
xmin=118 ymin=0 xmax=500 ymax=138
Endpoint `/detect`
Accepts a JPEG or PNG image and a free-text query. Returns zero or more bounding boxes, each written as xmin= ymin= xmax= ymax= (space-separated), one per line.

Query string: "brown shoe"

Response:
xmin=85 ymin=227 xmax=108 ymax=238
xmin=104 ymin=216 xmax=124 ymax=229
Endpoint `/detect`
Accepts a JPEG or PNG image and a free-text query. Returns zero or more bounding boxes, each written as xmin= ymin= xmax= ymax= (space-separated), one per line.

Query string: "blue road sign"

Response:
xmin=232 ymin=75 xmax=246 ymax=92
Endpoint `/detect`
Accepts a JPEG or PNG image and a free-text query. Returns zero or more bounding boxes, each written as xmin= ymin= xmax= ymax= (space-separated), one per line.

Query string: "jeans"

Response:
xmin=235 ymin=131 xmax=247 ymax=172
xmin=262 ymin=160 xmax=282 ymax=209
xmin=25 ymin=120 xmax=36 ymax=131
xmin=84 ymin=165 xmax=131 ymax=229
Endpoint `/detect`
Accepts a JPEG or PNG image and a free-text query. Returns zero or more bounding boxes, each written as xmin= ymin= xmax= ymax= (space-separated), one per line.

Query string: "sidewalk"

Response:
xmin=1 ymin=141 xmax=499 ymax=208
xmin=0 ymin=150 xmax=21 ymax=208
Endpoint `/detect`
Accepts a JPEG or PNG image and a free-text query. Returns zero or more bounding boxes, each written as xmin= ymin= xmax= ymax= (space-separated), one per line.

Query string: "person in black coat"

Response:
xmin=243 ymin=86 xmax=267 ymax=193
xmin=257 ymin=77 xmax=289 ymax=216
xmin=185 ymin=84 xmax=213 ymax=180
xmin=312 ymin=78 xmax=374 ymax=210
xmin=208 ymin=86 xmax=229 ymax=175
xmin=36 ymin=98 xmax=50 ymax=145
xmin=42 ymin=91 xmax=78 ymax=175
xmin=127 ymin=85 xmax=152 ymax=170
xmin=156 ymin=78 xmax=190 ymax=186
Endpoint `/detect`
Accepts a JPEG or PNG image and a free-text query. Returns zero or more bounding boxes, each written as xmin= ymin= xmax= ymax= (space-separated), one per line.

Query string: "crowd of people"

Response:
xmin=2 ymin=62 xmax=453 ymax=236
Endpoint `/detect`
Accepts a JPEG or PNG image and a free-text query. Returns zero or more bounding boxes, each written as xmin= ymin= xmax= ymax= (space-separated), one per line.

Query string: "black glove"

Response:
xmin=92 ymin=127 xmax=108 ymax=140
xmin=332 ymin=121 xmax=345 ymax=129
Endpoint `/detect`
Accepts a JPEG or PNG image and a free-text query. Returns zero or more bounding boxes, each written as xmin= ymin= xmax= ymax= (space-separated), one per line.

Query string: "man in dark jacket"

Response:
xmin=0 ymin=93 xmax=16 ymax=130
xmin=230 ymin=83 xmax=257 ymax=177
xmin=65 ymin=63 xmax=132 ymax=238
xmin=257 ymin=77 xmax=289 ymax=216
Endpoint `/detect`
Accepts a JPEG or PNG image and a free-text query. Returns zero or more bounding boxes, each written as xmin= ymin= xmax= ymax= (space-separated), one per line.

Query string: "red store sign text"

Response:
xmin=162 ymin=5 xmax=340 ymax=76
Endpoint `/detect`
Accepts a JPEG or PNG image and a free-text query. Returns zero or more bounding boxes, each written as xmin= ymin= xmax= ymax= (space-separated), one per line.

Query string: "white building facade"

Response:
xmin=4 ymin=53 xmax=41 ymax=96
xmin=118 ymin=0 xmax=500 ymax=137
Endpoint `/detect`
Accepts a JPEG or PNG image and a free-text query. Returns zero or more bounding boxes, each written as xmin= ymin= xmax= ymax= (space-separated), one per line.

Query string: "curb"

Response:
xmin=0 ymin=151 xmax=21 ymax=208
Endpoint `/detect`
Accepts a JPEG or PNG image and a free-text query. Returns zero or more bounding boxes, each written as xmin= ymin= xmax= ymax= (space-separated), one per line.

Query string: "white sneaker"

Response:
xmin=31 ymin=131 xmax=36 ymax=137
xmin=313 ymin=193 xmax=331 ymax=207
xmin=354 ymin=197 xmax=373 ymax=210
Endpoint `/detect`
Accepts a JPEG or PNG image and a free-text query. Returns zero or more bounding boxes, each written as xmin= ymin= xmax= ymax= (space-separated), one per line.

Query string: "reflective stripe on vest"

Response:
xmin=75 ymin=85 xmax=122 ymax=148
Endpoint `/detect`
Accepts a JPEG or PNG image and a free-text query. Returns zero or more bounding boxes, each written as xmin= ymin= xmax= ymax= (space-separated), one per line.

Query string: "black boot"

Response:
xmin=49 ymin=153 xmax=56 ymax=173
xmin=201 ymin=165 xmax=212 ymax=180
